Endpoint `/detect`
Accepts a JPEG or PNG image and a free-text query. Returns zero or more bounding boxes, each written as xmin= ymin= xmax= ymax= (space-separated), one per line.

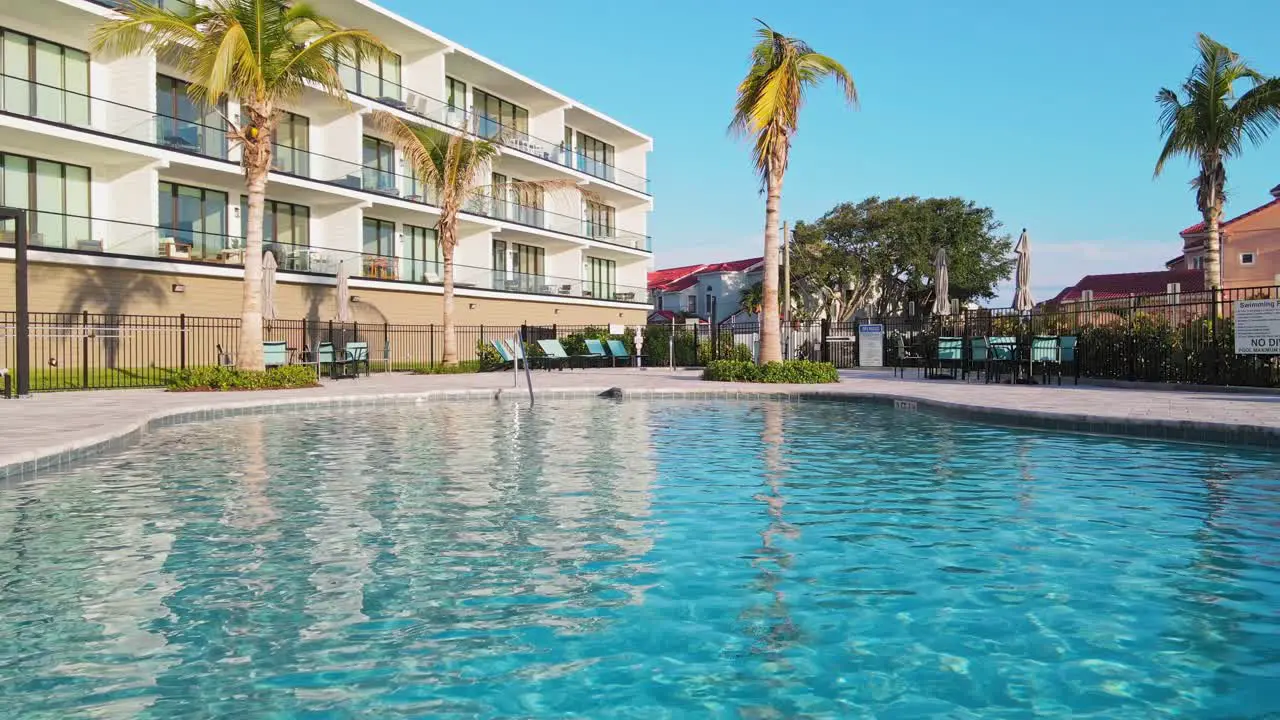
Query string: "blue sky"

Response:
xmin=383 ymin=0 xmax=1280 ymax=302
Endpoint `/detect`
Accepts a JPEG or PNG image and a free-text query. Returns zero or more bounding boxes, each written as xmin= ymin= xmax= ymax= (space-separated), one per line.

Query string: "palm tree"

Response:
xmin=730 ymin=20 xmax=856 ymax=364
xmin=93 ymin=0 xmax=384 ymax=370
xmin=375 ymin=115 xmax=577 ymax=365
xmin=1155 ymin=33 xmax=1280 ymax=291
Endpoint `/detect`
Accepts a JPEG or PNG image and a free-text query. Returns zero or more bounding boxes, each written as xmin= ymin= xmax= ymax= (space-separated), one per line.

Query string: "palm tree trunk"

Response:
xmin=1204 ymin=206 xmax=1222 ymax=291
xmin=441 ymin=237 xmax=457 ymax=365
xmin=759 ymin=168 xmax=784 ymax=364
xmin=238 ymin=168 xmax=267 ymax=371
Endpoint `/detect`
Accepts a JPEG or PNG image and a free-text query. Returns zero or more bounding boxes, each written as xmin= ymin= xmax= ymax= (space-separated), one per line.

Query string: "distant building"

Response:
xmin=1172 ymin=184 xmax=1280 ymax=289
xmin=1048 ymin=269 xmax=1204 ymax=305
xmin=647 ymin=257 xmax=763 ymax=324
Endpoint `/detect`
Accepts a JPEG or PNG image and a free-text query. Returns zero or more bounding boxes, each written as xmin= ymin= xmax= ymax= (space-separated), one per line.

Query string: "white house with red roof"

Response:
xmin=647 ymin=257 xmax=764 ymax=324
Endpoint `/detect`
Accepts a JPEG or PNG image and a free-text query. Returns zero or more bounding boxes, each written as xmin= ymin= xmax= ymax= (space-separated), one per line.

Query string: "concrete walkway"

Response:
xmin=4 ymin=367 xmax=1280 ymax=477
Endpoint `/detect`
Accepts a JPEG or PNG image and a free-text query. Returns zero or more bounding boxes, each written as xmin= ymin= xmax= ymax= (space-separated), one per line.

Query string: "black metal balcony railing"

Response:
xmin=333 ymin=62 xmax=651 ymax=196
xmin=0 ymin=74 xmax=651 ymax=252
xmin=0 ymin=211 xmax=650 ymax=303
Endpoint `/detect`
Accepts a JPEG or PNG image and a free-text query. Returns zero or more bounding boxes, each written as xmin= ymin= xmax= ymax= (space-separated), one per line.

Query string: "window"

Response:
xmin=156 ymin=74 xmax=227 ymax=158
xmin=511 ymin=242 xmax=544 ymax=278
xmin=656 ymin=295 xmax=663 ymax=311
xmin=159 ymin=181 xmax=227 ymax=260
xmin=339 ymin=50 xmax=402 ymax=102
xmin=0 ymin=152 xmax=90 ymax=249
xmin=242 ymin=197 xmax=309 ymax=253
xmin=362 ymin=217 xmax=396 ymax=279
xmin=272 ymin=111 xmax=310 ymax=177
xmin=362 ymin=135 xmax=396 ymax=195
xmin=1241 ymin=252 xmax=1256 ymax=265
xmin=584 ymin=200 xmax=615 ymax=239
xmin=404 ymin=223 xmax=439 ymax=282
xmin=492 ymin=238 xmax=507 ymax=287
xmin=586 ymin=256 xmax=616 ymax=299
xmin=686 ymin=295 xmax=697 ymax=313
xmin=574 ymin=130 xmax=615 ymax=181
xmin=492 ymin=172 xmax=543 ymax=226
xmin=1080 ymin=289 xmax=1094 ymax=303
xmin=446 ymin=76 xmax=466 ymax=110
xmin=1191 ymin=255 xmax=1205 ymax=270
xmin=473 ymin=88 xmax=528 ymax=139
xmin=706 ymin=292 xmax=714 ymax=318
xmin=0 ymin=29 xmax=89 ymax=128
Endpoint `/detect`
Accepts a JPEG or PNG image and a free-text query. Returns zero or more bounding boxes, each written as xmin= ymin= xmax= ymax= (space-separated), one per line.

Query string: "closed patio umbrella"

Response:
xmin=261 ymin=251 xmax=278 ymax=322
xmin=336 ymin=259 xmax=352 ymax=323
xmin=931 ymin=247 xmax=950 ymax=316
xmin=1013 ymin=229 xmax=1034 ymax=312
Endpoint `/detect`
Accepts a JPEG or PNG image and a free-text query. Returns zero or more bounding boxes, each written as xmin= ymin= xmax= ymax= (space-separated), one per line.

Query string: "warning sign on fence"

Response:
xmin=1234 ymin=299 xmax=1280 ymax=354
xmin=858 ymin=324 xmax=884 ymax=367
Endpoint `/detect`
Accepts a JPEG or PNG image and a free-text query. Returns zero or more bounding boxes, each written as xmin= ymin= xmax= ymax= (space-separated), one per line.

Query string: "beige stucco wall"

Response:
xmin=1221 ymin=203 xmax=1280 ymax=290
xmin=0 ymin=260 xmax=649 ymax=327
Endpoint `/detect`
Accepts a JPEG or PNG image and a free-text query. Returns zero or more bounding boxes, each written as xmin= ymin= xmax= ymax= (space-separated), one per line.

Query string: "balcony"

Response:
xmin=335 ymin=62 xmax=651 ymax=196
xmin=0 ymin=211 xmax=651 ymax=304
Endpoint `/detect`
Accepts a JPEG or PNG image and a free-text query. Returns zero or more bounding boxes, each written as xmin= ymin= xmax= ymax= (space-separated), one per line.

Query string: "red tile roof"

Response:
xmin=1180 ymin=198 xmax=1280 ymax=236
xmin=648 ymin=256 xmax=764 ymax=291
xmin=1050 ymin=269 xmax=1205 ymax=304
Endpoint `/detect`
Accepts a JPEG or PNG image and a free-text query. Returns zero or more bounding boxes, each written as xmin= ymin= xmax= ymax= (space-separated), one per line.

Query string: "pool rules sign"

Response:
xmin=1234 ymin=299 xmax=1280 ymax=354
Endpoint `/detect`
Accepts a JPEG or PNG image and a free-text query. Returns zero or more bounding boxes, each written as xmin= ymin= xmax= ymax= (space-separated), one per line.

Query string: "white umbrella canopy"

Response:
xmin=261 ymin=251 xmax=278 ymax=321
xmin=336 ymin=259 xmax=352 ymax=322
xmin=931 ymin=247 xmax=950 ymax=316
xmin=1013 ymin=229 xmax=1034 ymax=312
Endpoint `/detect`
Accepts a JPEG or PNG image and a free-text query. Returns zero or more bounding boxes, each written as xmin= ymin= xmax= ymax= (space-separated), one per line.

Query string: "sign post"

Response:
xmin=1233 ymin=299 xmax=1280 ymax=354
xmin=1 ymin=207 xmax=28 ymax=397
xmin=858 ymin=324 xmax=884 ymax=368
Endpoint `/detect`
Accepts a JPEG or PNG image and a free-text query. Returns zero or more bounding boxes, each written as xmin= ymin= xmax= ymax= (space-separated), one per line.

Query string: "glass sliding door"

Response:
xmin=510 ymin=242 xmax=544 ymax=293
xmin=362 ymin=136 xmax=397 ymax=195
xmin=586 ymin=256 xmax=617 ymax=299
xmin=585 ymin=200 xmax=615 ymax=239
xmin=159 ymin=181 xmax=229 ymax=261
xmin=0 ymin=30 xmax=89 ymax=129
xmin=576 ymin=131 xmax=616 ymax=182
xmin=403 ymin=224 xmax=439 ymax=282
xmin=491 ymin=238 xmax=507 ymax=289
xmin=361 ymin=217 xmax=395 ymax=279
xmin=0 ymin=153 xmax=90 ymax=250
xmin=272 ymin=112 xmax=310 ymax=177
xmin=242 ymin=197 xmax=311 ymax=270
xmin=473 ymin=89 xmax=528 ymax=140
xmin=156 ymin=74 xmax=227 ymax=158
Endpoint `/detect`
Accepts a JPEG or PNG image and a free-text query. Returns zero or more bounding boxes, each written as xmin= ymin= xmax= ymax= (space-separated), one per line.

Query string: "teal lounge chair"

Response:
xmin=1030 ymin=335 xmax=1060 ymax=384
xmin=491 ymin=339 xmax=516 ymax=368
xmin=933 ymin=336 xmax=963 ymax=379
xmin=987 ymin=336 xmax=1018 ymax=383
xmin=1060 ymin=336 xmax=1078 ymax=385
xmin=606 ymin=339 xmax=644 ymax=367
xmin=263 ymin=341 xmax=288 ymax=369
xmin=966 ymin=337 xmax=989 ymax=382
xmin=582 ymin=339 xmax=608 ymax=367
xmin=536 ymin=339 xmax=588 ymax=370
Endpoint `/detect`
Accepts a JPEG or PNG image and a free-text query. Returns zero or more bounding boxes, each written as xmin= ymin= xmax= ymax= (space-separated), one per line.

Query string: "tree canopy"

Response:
xmin=791 ymin=197 xmax=1014 ymax=318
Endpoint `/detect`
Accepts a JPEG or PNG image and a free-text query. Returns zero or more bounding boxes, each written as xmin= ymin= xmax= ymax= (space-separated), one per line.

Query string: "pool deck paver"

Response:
xmin=4 ymin=368 xmax=1280 ymax=476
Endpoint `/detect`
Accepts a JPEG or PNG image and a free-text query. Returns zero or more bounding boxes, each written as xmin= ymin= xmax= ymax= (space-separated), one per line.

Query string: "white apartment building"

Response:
xmin=0 ymin=0 xmax=653 ymax=325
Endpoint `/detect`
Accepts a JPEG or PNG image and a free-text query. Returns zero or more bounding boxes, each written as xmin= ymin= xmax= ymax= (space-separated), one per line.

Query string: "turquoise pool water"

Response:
xmin=1 ymin=399 xmax=1278 ymax=718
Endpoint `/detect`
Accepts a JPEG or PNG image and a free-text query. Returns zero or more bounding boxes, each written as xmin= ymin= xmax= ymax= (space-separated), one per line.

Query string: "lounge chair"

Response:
xmin=491 ymin=339 xmax=516 ymax=369
xmin=933 ymin=336 xmax=963 ymax=379
xmin=892 ymin=334 xmax=924 ymax=378
xmin=340 ymin=341 xmax=370 ymax=378
xmin=263 ymin=341 xmax=288 ymax=369
xmin=606 ymin=339 xmax=645 ymax=367
xmin=987 ymin=336 xmax=1018 ymax=383
xmin=582 ymin=339 xmax=609 ymax=367
xmin=536 ymin=339 xmax=589 ymax=370
xmin=1060 ymin=336 xmax=1078 ymax=385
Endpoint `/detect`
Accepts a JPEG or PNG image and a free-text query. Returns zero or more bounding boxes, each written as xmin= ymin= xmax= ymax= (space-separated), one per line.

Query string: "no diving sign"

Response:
xmin=1234 ymin=299 xmax=1280 ymax=354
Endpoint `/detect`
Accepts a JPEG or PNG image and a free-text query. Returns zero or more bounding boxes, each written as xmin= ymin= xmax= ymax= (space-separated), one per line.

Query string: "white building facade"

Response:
xmin=0 ymin=0 xmax=653 ymax=323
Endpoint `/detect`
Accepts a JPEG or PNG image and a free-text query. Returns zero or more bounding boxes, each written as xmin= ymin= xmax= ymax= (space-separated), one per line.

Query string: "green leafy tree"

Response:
xmin=730 ymin=20 xmax=856 ymax=363
xmin=1155 ymin=33 xmax=1280 ymax=291
xmin=793 ymin=197 xmax=1014 ymax=317
xmin=93 ymin=0 xmax=385 ymax=370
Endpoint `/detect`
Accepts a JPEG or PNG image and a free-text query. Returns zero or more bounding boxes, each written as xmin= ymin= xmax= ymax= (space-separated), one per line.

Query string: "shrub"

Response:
xmin=476 ymin=339 xmax=505 ymax=371
xmin=702 ymin=359 xmax=839 ymax=384
xmin=167 ymin=365 xmax=320 ymax=391
xmin=413 ymin=360 xmax=483 ymax=375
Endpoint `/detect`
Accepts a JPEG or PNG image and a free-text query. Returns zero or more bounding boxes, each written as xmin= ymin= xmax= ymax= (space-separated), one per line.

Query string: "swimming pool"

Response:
xmin=1 ymin=398 xmax=1277 ymax=717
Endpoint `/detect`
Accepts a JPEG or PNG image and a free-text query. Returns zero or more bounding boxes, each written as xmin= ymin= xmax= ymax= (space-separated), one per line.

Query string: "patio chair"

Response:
xmin=965 ymin=337 xmax=989 ymax=382
xmin=1059 ymin=336 xmax=1078 ymax=385
xmin=536 ymin=339 xmax=589 ymax=370
xmin=582 ymin=338 xmax=609 ymax=367
xmin=263 ymin=341 xmax=288 ymax=369
xmin=309 ymin=341 xmax=335 ymax=378
xmin=215 ymin=343 xmax=235 ymax=368
xmin=892 ymin=334 xmax=924 ymax=378
xmin=1030 ymin=335 xmax=1061 ymax=385
xmin=341 ymin=341 xmax=371 ymax=378
xmin=491 ymin=338 xmax=516 ymax=369
xmin=987 ymin=336 xmax=1018 ymax=384
xmin=933 ymin=336 xmax=963 ymax=379
xmin=606 ymin=339 xmax=645 ymax=368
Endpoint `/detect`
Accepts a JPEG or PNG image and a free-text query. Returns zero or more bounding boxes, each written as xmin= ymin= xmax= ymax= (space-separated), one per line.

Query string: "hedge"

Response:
xmin=702 ymin=360 xmax=839 ymax=384
xmin=166 ymin=366 xmax=320 ymax=391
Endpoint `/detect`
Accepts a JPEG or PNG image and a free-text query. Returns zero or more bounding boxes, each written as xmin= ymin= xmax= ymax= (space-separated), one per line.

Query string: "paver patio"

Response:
xmin=3 ymin=368 xmax=1280 ymax=476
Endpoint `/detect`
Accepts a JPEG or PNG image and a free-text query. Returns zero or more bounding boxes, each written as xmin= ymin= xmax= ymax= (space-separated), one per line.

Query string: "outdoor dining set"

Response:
xmin=261 ymin=340 xmax=370 ymax=380
xmin=892 ymin=334 xmax=1079 ymax=385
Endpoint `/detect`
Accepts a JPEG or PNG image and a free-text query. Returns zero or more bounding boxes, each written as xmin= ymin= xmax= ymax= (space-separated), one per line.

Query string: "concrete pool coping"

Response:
xmin=3 ymin=368 xmax=1280 ymax=480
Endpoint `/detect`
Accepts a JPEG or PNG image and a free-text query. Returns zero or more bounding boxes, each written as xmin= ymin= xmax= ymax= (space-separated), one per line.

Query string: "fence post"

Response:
xmin=302 ymin=317 xmax=309 ymax=353
xmin=429 ymin=323 xmax=435 ymax=366
xmin=81 ymin=310 xmax=89 ymax=389
xmin=383 ymin=321 xmax=389 ymax=371
xmin=820 ymin=317 xmax=830 ymax=363
xmin=327 ymin=319 xmax=334 ymax=347
xmin=179 ymin=313 xmax=188 ymax=370
xmin=1210 ymin=287 xmax=1220 ymax=385
xmin=1126 ymin=295 xmax=1136 ymax=381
